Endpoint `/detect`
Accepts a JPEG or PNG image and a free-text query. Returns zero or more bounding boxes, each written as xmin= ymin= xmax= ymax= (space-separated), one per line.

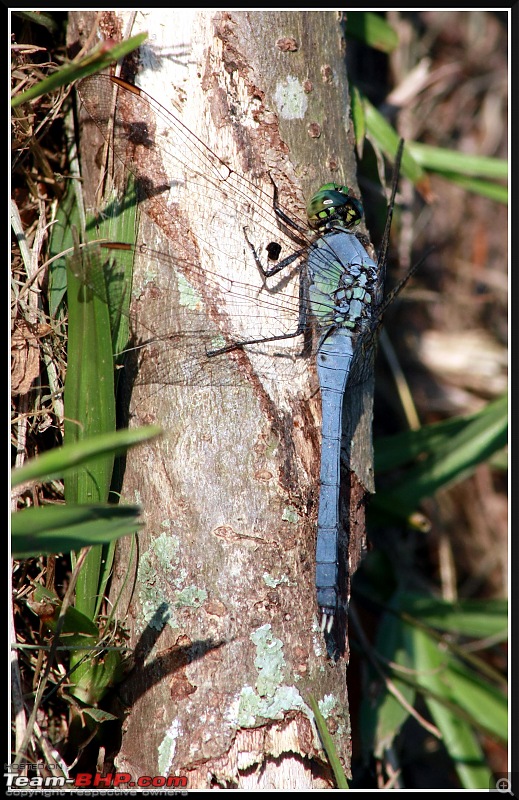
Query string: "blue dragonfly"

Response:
xmin=77 ymin=74 xmax=404 ymax=633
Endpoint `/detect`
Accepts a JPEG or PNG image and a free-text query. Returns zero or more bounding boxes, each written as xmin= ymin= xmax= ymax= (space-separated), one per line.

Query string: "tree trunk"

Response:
xmin=70 ymin=9 xmax=367 ymax=789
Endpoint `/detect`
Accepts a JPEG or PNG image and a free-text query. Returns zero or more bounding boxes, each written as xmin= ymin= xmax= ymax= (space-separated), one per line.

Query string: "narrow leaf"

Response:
xmin=12 ymin=425 xmax=161 ymax=488
xmin=11 ymin=33 xmax=148 ymax=107
xmin=346 ymin=12 xmax=399 ymax=53
xmin=308 ymin=694 xmax=349 ymax=789
xmin=12 ymin=504 xmax=143 ymax=558
xmin=374 ymin=394 xmax=508 ymax=518
xmin=404 ymin=625 xmax=495 ymax=788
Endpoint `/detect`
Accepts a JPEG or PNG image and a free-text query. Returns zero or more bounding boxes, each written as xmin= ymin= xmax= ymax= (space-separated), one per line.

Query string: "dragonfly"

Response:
xmin=76 ymin=73 xmax=404 ymax=634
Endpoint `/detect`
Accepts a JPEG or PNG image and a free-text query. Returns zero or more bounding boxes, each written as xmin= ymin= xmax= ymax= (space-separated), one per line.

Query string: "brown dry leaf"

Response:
xmin=11 ymin=319 xmax=51 ymax=396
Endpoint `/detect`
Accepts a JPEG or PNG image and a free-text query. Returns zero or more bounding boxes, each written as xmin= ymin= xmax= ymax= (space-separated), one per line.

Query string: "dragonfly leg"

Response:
xmin=356 ymin=231 xmax=371 ymax=249
xmin=241 ymin=171 xmax=312 ymax=278
xmin=268 ymin=172 xmax=308 ymax=239
xmin=206 ymin=323 xmax=307 ymax=357
xmin=206 ymin=256 xmax=309 ymax=356
xmin=208 ymin=224 xmax=311 ymax=358
xmin=243 ymin=226 xmax=304 ymax=278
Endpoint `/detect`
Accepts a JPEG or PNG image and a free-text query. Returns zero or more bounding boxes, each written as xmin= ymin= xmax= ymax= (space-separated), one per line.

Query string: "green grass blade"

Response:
xmin=408 ymin=141 xmax=508 ymax=180
xmin=12 ymin=426 xmax=161 ymax=488
xmin=438 ymin=659 xmax=508 ymax=744
xmin=435 ymin=173 xmax=507 ymax=203
xmin=346 ymin=12 xmax=399 ymax=53
xmin=12 ymin=10 xmax=60 ymax=33
xmin=361 ymin=94 xmax=426 ymax=186
xmin=404 ymin=625 xmax=496 ymax=788
xmin=29 ymin=584 xmax=101 ymax=641
xmin=11 ymin=33 xmax=148 ymax=108
xmin=47 ymin=185 xmax=84 ymax=319
xmin=64 ymin=233 xmax=119 ymax=663
xmin=397 ymin=594 xmax=508 ymax=641
xmin=60 ymin=150 xmax=142 ymax=694
xmin=358 ymin=588 xmax=508 ymax=774
xmin=397 ymin=598 xmax=507 ymax=691
xmin=355 ymin=90 xmax=507 ymax=201
xmin=84 ymin=175 xmax=140 ymax=357
xmin=350 ymin=83 xmax=367 ymax=150
xmin=373 ymin=393 xmax=508 ymax=519
xmin=375 ymin=394 xmax=508 ymax=474
xmin=308 ymin=694 xmax=349 ymax=788
xmin=59 ymin=116 xmax=142 ymax=670
xmin=359 ymin=609 xmax=416 ymax=761
xmin=12 ymin=504 xmax=144 ymax=558
xmin=64 ymin=234 xmax=117 ymax=507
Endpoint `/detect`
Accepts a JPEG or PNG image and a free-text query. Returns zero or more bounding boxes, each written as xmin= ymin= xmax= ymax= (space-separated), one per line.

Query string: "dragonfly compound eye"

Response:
xmin=306 ymin=184 xmax=363 ymax=232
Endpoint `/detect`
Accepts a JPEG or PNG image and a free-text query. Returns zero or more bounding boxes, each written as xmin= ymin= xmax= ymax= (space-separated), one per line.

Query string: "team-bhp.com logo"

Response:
xmin=4 ymin=767 xmax=188 ymax=791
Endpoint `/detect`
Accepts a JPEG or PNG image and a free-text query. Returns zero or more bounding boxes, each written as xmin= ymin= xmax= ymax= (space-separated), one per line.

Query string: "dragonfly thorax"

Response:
xmin=308 ymin=230 xmax=378 ymax=334
xmin=332 ymin=263 xmax=375 ymax=329
xmin=306 ymin=183 xmax=363 ymax=233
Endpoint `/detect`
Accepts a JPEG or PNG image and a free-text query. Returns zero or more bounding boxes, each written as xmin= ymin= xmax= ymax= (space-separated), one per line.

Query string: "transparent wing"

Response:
xmin=76 ymin=75 xmax=380 ymax=396
xmin=78 ymin=74 xmax=311 ymax=271
xmin=70 ymin=239 xmax=317 ymax=396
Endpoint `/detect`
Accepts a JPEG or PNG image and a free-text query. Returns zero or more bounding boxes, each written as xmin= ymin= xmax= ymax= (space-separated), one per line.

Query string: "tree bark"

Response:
xmin=69 ymin=9 xmax=366 ymax=789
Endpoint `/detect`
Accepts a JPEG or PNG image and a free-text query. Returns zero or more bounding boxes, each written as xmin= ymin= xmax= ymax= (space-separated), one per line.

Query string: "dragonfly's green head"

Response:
xmin=306 ymin=183 xmax=363 ymax=232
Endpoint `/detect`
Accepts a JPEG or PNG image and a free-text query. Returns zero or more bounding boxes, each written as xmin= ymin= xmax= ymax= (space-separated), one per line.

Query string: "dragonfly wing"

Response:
xmin=76 ymin=75 xmax=326 ymax=398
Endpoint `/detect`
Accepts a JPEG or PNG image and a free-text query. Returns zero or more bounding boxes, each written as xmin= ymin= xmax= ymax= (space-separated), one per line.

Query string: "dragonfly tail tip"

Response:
xmin=320 ymin=609 xmax=335 ymax=634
